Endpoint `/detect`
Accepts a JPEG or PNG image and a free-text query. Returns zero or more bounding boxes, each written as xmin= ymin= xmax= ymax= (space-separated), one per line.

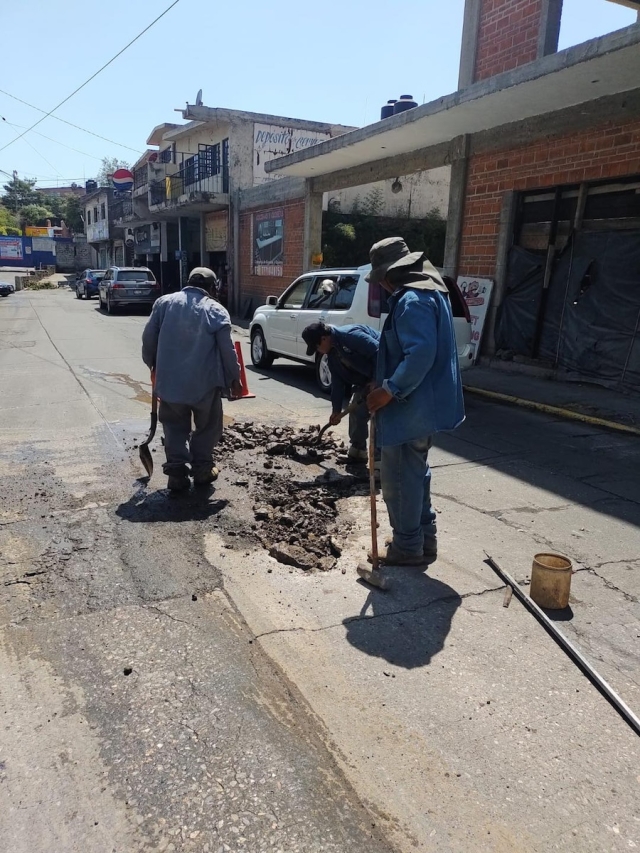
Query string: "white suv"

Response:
xmin=249 ymin=265 xmax=473 ymax=392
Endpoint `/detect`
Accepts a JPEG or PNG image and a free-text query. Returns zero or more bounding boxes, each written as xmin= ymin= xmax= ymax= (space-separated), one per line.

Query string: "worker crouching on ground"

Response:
xmin=366 ymin=238 xmax=465 ymax=566
xmin=301 ymin=321 xmax=380 ymax=463
xmin=142 ymin=267 xmax=243 ymax=492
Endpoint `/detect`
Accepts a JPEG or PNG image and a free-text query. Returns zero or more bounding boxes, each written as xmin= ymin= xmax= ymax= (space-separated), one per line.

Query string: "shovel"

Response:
xmin=312 ymin=400 xmax=360 ymax=445
xmin=139 ymin=370 xmax=157 ymax=479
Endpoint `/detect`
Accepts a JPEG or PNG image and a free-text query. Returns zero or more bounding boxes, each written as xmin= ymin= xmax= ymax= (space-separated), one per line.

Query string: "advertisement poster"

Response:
xmin=205 ymin=212 xmax=228 ymax=252
xmin=253 ymin=208 xmax=283 ymax=276
xmin=0 ymin=237 xmax=23 ymax=260
xmin=25 ymin=226 xmax=52 ymax=238
xmin=457 ymin=276 xmax=494 ymax=363
xmin=253 ymin=123 xmax=331 ymax=185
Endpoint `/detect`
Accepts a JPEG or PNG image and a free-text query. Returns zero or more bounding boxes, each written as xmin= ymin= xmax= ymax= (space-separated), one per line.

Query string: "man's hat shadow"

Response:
xmin=344 ymin=567 xmax=461 ymax=669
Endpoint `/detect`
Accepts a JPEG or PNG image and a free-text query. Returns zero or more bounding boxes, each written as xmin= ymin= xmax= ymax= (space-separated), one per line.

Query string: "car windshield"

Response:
xmin=117 ymin=271 xmax=154 ymax=282
xmin=90 ymin=271 xmax=106 ymax=280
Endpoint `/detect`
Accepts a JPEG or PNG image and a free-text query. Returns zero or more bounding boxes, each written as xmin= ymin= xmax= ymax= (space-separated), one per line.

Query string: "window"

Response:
xmin=87 ymin=210 xmax=91 ymax=225
xmin=101 ymin=202 xmax=106 ymax=220
xmin=282 ymin=277 xmax=313 ymax=309
xmin=307 ymin=276 xmax=337 ymax=310
xmin=334 ymin=275 xmax=358 ymax=310
xmin=116 ymin=270 xmax=155 ymax=282
xmin=93 ymin=206 xmax=98 ymax=222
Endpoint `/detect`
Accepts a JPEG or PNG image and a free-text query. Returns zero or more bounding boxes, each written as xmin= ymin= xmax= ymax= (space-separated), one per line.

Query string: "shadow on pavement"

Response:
xmin=343 ymin=568 xmax=461 ymax=669
xmin=246 ymin=361 xmax=328 ymax=401
xmin=116 ymin=486 xmax=228 ymax=524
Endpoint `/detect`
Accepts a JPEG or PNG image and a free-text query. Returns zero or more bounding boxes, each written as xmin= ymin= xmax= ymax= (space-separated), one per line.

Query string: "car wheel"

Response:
xmin=316 ymin=353 xmax=332 ymax=395
xmin=76 ymin=287 xmax=83 ymax=299
xmin=106 ymin=294 xmax=115 ymax=315
xmin=250 ymin=328 xmax=274 ymax=368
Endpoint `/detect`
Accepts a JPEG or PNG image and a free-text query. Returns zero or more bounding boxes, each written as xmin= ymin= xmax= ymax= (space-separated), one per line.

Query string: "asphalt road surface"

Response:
xmin=1 ymin=288 xmax=639 ymax=853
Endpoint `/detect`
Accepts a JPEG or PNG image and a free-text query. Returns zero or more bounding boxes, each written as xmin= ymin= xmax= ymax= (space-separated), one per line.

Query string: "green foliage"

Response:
xmin=322 ymin=204 xmax=446 ymax=269
xmin=94 ymin=156 xmax=130 ymax=186
xmin=19 ymin=204 xmax=54 ymax=226
xmin=2 ymin=177 xmax=41 ymax=213
xmin=0 ymin=204 xmax=20 ymax=236
xmin=62 ymin=195 xmax=84 ymax=233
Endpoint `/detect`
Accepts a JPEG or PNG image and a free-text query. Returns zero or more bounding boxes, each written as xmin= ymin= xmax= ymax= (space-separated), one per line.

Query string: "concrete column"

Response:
xmin=483 ymin=190 xmax=517 ymax=356
xmin=537 ymin=0 xmax=563 ymax=58
xmin=442 ymin=135 xmax=470 ymax=280
xmin=458 ymin=0 xmax=482 ymax=88
xmin=302 ymin=181 xmax=323 ymax=271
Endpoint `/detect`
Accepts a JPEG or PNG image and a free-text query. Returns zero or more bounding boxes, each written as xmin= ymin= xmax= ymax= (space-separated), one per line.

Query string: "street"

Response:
xmin=1 ymin=288 xmax=639 ymax=852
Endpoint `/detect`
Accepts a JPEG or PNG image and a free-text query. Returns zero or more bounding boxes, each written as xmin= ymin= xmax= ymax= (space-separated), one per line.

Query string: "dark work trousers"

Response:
xmin=159 ymin=389 xmax=223 ymax=478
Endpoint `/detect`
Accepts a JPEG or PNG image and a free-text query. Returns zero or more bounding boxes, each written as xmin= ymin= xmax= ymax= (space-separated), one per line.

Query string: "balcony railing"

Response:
xmin=149 ymin=170 xmax=228 ymax=208
xmin=134 ymin=165 xmax=148 ymax=191
xmin=110 ymin=198 xmax=134 ymax=221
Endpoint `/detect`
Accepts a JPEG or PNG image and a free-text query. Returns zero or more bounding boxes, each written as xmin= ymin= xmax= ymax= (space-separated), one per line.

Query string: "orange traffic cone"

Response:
xmin=234 ymin=341 xmax=255 ymax=399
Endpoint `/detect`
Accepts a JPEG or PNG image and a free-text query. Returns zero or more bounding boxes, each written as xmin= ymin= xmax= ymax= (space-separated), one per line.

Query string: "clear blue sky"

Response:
xmin=0 ymin=0 xmax=636 ymax=188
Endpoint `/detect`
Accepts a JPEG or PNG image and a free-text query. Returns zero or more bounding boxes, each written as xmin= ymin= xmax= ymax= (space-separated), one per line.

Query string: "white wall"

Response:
xmin=325 ymin=167 xmax=450 ymax=219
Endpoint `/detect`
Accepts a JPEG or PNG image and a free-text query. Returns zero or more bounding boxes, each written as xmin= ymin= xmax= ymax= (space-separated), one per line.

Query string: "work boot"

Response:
xmin=347 ymin=446 xmax=368 ymax=463
xmin=371 ymin=544 xmax=428 ymax=567
xmin=385 ymin=536 xmax=437 ymax=560
xmin=193 ymin=466 xmax=219 ymax=486
xmin=167 ymin=474 xmax=190 ymax=492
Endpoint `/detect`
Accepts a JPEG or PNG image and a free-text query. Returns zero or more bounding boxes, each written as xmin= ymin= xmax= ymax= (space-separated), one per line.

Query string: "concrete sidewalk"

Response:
xmin=464 ymin=363 xmax=640 ymax=432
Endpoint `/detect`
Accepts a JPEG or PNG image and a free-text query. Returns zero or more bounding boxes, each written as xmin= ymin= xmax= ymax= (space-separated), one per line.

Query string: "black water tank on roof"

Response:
xmin=85 ymin=179 xmax=97 ymax=193
xmin=380 ymin=99 xmax=397 ymax=120
xmin=393 ymin=94 xmax=418 ymax=115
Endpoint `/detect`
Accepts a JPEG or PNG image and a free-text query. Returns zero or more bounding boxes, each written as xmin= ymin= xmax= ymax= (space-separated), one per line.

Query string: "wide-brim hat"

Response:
xmin=364 ymin=237 xmax=425 ymax=283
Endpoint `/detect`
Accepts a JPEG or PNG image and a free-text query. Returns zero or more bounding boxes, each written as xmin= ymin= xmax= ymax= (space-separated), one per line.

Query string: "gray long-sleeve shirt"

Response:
xmin=142 ymin=286 xmax=241 ymax=406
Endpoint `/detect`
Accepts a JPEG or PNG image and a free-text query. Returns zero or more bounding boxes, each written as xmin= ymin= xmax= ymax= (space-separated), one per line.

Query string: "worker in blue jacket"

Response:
xmin=302 ymin=322 xmax=380 ymax=463
xmin=366 ymin=238 xmax=465 ymax=567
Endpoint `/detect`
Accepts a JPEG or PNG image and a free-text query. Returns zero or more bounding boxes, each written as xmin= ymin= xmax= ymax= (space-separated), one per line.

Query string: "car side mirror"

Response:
xmin=266 ymin=295 xmax=278 ymax=307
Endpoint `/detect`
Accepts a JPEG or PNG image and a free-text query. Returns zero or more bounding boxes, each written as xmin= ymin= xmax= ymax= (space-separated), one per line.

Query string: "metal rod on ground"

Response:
xmin=485 ymin=553 xmax=640 ymax=738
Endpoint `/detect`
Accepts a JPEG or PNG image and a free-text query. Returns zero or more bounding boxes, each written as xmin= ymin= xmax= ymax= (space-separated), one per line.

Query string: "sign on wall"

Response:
xmin=253 ymin=208 xmax=284 ymax=277
xmin=253 ymin=123 xmax=331 ymax=185
xmin=205 ymin=212 xmax=228 ymax=252
xmin=457 ymin=276 xmax=494 ymax=363
xmin=0 ymin=237 xmax=23 ymax=260
xmin=25 ymin=226 xmax=52 ymax=238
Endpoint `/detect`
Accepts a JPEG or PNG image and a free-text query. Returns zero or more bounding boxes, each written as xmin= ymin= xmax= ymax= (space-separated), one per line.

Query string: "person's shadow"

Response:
xmin=116 ymin=484 xmax=228 ymax=524
xmin=343 ymin=568 xmax=461 ymax=669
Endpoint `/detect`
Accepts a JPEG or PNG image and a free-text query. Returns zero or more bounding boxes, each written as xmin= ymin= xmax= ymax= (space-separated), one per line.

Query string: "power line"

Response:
xmin=0 ymin=88 xmax=140 ymax=154
xmin=1 ymin=114 xmax=103 ymax=161
xmin=0 ymin=0 xmax=182 ymax=155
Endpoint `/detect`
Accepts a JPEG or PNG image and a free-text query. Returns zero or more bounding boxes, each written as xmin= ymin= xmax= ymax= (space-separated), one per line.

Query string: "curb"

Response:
xmin=463 ymin=385 xmax=640 ymax=438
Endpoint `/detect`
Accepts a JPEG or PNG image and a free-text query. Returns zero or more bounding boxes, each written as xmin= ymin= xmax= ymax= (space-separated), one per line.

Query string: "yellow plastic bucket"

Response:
xmin=530 ymin=553 xmax=573 ymax=609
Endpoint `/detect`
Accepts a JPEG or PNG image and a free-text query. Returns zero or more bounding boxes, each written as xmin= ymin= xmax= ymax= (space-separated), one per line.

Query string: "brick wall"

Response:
xmin=239 ymin=197 xmax=305 ymax=304
xmin=458 ymin=117 xmax=640 ymax=277
xmin=474 ymin=0 xmax=543 ymax=81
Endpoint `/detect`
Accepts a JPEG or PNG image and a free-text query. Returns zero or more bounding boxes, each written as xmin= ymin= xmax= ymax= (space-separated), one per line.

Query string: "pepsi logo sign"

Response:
xmin=112 ymin=168 xmax=134 ymax=192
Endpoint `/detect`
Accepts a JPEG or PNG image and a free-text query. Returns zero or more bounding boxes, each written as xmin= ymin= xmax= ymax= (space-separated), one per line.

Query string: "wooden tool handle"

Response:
xmin=368 ymin=416 xmax=378 ymax=570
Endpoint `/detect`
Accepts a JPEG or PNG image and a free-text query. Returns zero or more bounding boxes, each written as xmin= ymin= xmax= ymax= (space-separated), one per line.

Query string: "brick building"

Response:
xmin=267 ymin=0 xmax=640 ymax=392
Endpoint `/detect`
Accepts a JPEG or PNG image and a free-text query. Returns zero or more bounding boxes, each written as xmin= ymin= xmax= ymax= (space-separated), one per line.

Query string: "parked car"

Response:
xmin=98 ymin=267 xmax=160 ymax=314
xmin=0 ymin=281 xmax=13 ymax=297
xmin=249 ymin=264 xmax=473 ymax=392
xmin=76 ymin=269 xmax=106 ymax=300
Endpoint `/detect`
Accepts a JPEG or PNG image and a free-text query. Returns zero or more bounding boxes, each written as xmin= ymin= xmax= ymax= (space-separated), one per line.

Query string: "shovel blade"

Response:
xmin=138 ymin=412 xmax=157 ymax=478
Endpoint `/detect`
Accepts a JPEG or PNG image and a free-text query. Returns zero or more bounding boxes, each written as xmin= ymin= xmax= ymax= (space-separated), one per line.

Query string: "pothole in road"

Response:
xmin=217 ymin=421 xmax=369 ymax=573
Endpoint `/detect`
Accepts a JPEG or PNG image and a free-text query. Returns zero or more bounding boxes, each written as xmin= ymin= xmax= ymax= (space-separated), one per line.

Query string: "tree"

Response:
xmin=62 ymin=196 xmax=84 ymax=234
xmin=1 ymin=177 xmax=41 ymax=214
xmin=0 ymin=204 xmax=20 ymax=236
xmin=19 ymin=204 xmax=54 ymax=226
xmin=94 ymin=156 xmax=130 ymax=186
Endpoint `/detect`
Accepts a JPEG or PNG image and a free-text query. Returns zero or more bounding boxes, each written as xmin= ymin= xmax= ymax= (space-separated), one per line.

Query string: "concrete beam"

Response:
xmin=309 ymin=141 xmax=452 ymax=193
xmin=442 ymin=136 xmax=470 ymax=280
xmin=239 ymin=177 xmax=307 ymax=211
xmin=182 ymin=105 xmax=349 ymax=135
xmin=538 ymin=0 xmax=564 ymax=58
xmin=458 ymin=0 xmax=482 ymax=88
xmin=302 ymin=183 xmax=323 ymax=272
xmin=483 ymin=191 xmax=517 ymax=356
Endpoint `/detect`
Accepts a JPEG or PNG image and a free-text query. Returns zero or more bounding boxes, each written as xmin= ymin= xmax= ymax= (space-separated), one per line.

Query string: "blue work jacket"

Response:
xmin=328 ymin=324 xmax=380 ymax=412
xmin=375 ymin=285 xmax=465 ymax=446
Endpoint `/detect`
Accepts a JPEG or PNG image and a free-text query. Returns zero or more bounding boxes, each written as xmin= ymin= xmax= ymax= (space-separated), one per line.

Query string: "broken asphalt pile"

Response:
xmin=217 ymin=420 xmax=365 ymax=572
